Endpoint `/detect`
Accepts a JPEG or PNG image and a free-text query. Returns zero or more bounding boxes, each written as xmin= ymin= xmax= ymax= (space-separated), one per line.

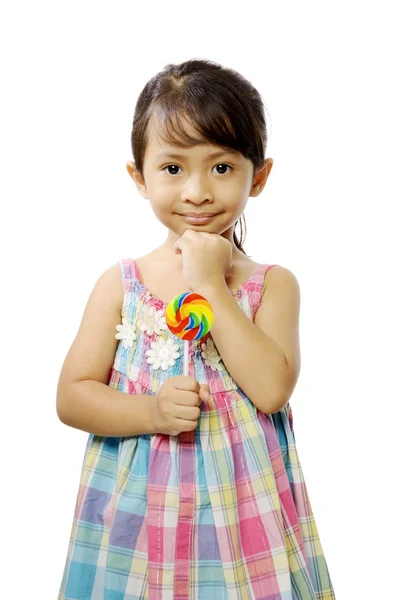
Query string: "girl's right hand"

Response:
xmin=151 ymin=376 xmax=210 ymax=436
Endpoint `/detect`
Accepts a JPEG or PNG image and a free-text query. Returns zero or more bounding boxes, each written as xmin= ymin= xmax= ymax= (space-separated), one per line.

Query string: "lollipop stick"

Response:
xmin=183 ymin=340 xmax=189 ymax=376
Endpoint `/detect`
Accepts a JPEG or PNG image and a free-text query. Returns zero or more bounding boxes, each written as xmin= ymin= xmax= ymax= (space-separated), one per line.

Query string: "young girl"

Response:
xmin=57 ymin=59 xmax=336 ymax=600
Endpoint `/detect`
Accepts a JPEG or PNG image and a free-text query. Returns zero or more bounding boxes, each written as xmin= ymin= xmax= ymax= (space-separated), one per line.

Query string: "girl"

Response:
xmin=57 ymin=59 xmax=336 ymax=599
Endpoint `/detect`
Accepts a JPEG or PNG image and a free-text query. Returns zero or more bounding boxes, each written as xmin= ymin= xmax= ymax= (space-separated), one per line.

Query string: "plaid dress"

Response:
xmin=57 ymin=258 xmax=336 ymax=600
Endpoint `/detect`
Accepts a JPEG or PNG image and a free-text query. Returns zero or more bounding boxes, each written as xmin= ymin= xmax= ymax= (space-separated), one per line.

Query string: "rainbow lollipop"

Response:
xmin=166 ymin=292 xmax=214 ymax=375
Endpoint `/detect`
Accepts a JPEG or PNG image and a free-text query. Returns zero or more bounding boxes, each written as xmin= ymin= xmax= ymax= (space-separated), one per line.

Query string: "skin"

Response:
xmin=126 ymin=112 xmax=274 ymax=275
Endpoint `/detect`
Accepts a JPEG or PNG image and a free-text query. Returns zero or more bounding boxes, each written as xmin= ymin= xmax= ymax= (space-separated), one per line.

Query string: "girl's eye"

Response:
xmin=162 ymin=163 xmax=233 ymax=176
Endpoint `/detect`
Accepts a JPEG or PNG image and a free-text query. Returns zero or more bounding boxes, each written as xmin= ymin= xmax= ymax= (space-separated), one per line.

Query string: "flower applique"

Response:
xmin=146 ymin=337 xmax=180 ymax=371
xmin=201 ymin=337 xmax=223 ymax=371
xmin=115 ymin=316 xmax=137 ymax=349
xmin=138 ymin=304 xmax=168 ymax=336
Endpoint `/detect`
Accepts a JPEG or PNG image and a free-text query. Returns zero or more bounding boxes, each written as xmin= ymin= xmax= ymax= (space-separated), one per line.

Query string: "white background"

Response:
xmin=1 ymin=1 xmax=399 ymax=598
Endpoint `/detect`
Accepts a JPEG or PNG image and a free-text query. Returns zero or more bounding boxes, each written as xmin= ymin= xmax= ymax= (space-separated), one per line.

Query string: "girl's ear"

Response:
xmin=126 ymin=161 xmax=137 ymax=180
xmin=126 ymin=161 xmax=149 ymax=198
xmin=250 ymin=158 xmax=273 ymax=196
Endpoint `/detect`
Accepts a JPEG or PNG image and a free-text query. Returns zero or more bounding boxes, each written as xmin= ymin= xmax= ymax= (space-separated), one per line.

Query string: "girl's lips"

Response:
xmin=179 ymin=214 xmax=218 ymax=224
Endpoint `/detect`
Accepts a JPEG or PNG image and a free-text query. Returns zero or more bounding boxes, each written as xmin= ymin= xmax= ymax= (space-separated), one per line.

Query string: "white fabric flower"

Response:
xmin=201 ymin=338 xmax=223 ymax=371
xmin=146 ymin=337 xmax=180 ymax=371
xmin=138 ymin=304 xmax=168 ymax=336
xmin=115 ymin=316 xmax=137 ymax=349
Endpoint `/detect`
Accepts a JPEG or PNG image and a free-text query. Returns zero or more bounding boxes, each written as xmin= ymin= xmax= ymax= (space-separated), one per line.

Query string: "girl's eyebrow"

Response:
xmin=155 ymin=150 xmax=239 ymax=161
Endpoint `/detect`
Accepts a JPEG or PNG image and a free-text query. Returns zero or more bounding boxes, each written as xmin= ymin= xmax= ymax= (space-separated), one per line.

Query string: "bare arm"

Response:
xmin=56 ymin=262 xmax=156 ymax=437
xmin=194 ymin=266 xmax=301 ymax=415
xmin=58 ymin=379 xmax=156 ymax=437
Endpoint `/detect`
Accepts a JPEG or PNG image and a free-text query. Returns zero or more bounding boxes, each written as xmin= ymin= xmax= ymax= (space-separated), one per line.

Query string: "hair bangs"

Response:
xmin=152 ymin=93 xmax=244 ymax=160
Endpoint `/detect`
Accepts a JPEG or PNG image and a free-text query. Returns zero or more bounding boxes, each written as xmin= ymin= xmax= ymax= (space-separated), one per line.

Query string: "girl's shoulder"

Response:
xmin=259 ymin=264 xmax=298 ymax=298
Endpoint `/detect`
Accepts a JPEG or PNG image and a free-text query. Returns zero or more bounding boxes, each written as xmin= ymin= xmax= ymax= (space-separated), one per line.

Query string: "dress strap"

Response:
xmin=118 ymin=257 xmax=139 ymax=281
xmin=246 ymin=263 xmax=279 ymax=321
xmin=250 ymin=263 xmax=278 ymax=285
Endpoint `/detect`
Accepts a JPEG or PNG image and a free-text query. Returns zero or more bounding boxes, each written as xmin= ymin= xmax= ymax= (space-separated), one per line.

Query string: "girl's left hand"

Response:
xmin=173 ymin=230 xmax=233 ymax=293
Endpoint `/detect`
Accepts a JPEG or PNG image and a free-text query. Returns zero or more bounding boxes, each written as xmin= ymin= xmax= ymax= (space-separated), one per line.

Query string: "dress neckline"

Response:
xmin=131 ymin=258 xmax=263 ymax=307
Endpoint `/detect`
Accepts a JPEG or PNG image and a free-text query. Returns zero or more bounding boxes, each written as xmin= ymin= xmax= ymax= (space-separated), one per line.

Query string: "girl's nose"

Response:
xmin=181 ymin=178 xmax=213 ymax=203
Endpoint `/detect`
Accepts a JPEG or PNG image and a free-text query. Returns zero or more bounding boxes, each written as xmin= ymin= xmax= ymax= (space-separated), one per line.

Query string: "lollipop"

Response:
xmin=166 ymin=292 xmax=214 ymax=375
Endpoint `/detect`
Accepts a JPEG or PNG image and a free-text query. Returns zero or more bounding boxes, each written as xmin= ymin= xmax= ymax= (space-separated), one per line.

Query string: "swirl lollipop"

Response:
xmin=166 ymin=292 xmax=214 ymax=375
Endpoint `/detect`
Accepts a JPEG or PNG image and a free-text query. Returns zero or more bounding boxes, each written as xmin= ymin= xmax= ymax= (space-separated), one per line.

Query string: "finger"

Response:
xmin=173 ymin=376 xmax=200 ymax=392
xmin=173 ymin=390 xmax=200 ymax=406
xmin=199 ymin=386 xmax=210 ymax=402
xmin=175 ymin=405 xmax=201 ymax=421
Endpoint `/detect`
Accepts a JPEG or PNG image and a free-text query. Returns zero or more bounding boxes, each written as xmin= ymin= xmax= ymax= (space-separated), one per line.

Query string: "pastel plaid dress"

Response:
xmin=57 ymin=257 xmax=336 ymax=600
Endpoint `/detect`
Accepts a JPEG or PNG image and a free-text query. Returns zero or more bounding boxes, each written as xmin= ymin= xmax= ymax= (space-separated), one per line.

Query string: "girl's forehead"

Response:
xmin=152 ymin=146 xmax=241 ymax=160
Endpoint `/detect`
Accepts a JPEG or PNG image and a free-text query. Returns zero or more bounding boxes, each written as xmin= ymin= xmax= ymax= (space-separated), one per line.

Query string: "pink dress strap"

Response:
xmin=118 ymin=257 xmax=137 ymax=281
xmin=239 ymin=263 xmax=280 ymax=321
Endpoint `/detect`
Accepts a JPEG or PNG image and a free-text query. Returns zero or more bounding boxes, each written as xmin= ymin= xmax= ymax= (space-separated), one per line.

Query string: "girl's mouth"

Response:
xmin=179 ymin=214 xmax=218 ymax=224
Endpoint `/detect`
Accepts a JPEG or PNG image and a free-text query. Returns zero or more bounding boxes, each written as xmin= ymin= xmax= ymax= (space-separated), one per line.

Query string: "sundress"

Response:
xmin=57 ymin=257 xmax=336 ymax=600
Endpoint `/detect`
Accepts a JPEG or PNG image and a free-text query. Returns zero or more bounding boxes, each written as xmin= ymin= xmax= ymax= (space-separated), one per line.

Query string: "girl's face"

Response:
xmin=127 ymin=113 xmax=272 ymax=255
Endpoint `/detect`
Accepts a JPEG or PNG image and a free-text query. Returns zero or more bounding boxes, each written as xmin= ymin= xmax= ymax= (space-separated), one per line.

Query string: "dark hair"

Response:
xmin=130 ymin=58 xmax=269 ymax=255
